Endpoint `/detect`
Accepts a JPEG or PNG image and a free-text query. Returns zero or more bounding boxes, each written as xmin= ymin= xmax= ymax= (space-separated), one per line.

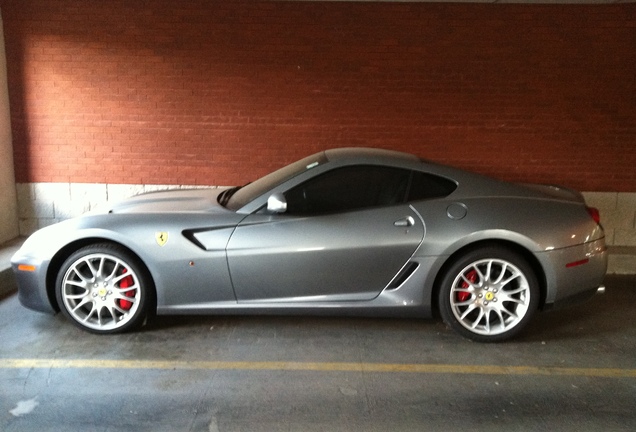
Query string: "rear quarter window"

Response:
xmin=408 ymin=171 xmax=457 ymax=201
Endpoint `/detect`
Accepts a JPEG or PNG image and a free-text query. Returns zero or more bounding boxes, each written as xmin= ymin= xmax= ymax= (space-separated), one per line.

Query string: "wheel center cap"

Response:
xmin=485 ymin=292 xmax=495 ymax=301
xmin=98 ymin=288 xmax=107 ymax=297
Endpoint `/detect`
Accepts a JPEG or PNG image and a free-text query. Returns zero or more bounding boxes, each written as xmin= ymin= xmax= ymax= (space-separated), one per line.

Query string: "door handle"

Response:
xmin=394 ymin=216 xmax=415 ymax=227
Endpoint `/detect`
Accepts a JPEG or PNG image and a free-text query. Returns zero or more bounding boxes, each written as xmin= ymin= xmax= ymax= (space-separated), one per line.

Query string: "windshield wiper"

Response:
xmin=218 ymin=186 xmax=241 ymax=206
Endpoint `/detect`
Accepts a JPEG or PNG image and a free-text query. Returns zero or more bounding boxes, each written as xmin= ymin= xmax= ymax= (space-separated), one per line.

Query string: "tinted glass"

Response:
xmin=226 ymin=152 xmax=328 ymax=211
xmin=285 ymin=166 xmax=410 ymax=215
xmin=407 ymin=171 xmax=457 ymax=201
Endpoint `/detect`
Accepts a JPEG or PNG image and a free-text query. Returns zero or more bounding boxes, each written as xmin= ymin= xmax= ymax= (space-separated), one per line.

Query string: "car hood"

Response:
xmin=108 ymin=188 xmax=227 ymax=214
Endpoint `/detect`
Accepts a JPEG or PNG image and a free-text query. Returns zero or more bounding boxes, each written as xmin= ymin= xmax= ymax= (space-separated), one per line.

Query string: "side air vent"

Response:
xmin=386 ymin=262 xmax=419 ymax=290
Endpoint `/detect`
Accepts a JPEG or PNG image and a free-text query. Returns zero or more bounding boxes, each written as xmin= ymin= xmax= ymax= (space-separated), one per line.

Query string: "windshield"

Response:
xmin=225 ymin=151 xmax=327 ymax=211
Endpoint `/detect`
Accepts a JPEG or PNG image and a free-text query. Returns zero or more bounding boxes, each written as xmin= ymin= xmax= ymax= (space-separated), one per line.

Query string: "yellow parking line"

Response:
xmin=1 ymin=358 xmax=635 ymax=378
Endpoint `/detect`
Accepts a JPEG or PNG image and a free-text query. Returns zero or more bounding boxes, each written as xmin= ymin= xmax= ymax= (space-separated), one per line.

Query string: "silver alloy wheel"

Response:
xmin=449 ymin=258 xmax=531 ymax=336
xmin=60 ymin=253 xmax=141 ymax=332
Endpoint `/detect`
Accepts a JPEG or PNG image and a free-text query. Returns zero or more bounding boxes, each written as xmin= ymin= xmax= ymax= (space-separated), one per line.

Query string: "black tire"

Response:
xmin=55 ymin=243 xmax=154 ymax=334
xmin=438 ymin=246 xmax=540 ymax=342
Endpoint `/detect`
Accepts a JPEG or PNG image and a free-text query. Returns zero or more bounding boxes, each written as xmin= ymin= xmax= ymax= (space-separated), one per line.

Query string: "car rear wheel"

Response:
xmin=55 ymin=243 xmax=153 ymax=334
xmin=438 ymin=246 xmax=540 ymax=342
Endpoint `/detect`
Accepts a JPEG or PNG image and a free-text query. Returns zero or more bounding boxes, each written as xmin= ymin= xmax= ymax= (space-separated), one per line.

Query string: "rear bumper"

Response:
xmin=537 ymin=238 xmax=607 ymax=309
xmin=543 ymin=284 xmax=605 ymax=311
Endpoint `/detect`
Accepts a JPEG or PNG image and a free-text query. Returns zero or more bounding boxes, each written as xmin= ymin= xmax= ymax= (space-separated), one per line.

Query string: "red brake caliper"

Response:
xmin=457 ymin=269 xmax=478 ymax=302
xmin=118 ymin=269 xmax=135 ymax=311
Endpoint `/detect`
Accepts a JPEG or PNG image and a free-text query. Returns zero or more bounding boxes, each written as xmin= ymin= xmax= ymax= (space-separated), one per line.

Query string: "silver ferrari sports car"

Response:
xmin=12 ymin=148 xmax=607 ymax=342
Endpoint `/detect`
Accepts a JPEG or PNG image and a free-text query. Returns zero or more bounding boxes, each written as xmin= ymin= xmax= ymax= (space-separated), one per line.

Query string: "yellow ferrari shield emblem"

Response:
xmin=155 ymin=231 xmax=169 ymax=247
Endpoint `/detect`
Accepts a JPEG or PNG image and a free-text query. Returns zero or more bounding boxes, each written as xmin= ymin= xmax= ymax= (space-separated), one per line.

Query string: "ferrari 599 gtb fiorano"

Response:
xmin=12 ymin=148 xmax=607 ymax=342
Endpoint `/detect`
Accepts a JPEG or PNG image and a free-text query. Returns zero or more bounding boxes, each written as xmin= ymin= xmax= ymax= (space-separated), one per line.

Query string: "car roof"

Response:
xmin=324 ymin=147 xmax=420 ymax=164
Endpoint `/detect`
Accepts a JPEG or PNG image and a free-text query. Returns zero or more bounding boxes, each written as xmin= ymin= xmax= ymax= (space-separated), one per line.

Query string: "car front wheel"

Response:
xmin=438 ymin=246 xmax=540 ymax=342
xmin=55 ymin=243 xmax=153 ymax=334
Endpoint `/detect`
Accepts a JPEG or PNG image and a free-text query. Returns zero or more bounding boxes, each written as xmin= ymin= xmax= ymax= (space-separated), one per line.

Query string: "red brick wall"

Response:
xmin=2 ymin=1 xmax=635 ymax=191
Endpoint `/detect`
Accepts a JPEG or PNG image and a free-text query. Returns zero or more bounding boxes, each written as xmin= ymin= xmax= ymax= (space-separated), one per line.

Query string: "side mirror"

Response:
xmin=267 ymin=193 xmax=287 ymax=214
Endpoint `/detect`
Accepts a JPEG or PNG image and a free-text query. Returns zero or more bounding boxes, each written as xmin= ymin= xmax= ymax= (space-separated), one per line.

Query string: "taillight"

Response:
xmin=587 ymin=207 xmax=601 ymax=225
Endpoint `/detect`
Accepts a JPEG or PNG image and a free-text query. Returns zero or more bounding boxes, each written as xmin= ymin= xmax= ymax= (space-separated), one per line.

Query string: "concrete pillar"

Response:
xmin=0 ymin=9 xmax=19 ymax=243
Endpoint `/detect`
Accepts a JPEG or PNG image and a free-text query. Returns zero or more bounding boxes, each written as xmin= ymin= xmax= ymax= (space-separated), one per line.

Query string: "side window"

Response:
xmin=407 ymin=171 xmax=457 ymax=201
xmin=285 ymin=166 xmax=410 ymax=215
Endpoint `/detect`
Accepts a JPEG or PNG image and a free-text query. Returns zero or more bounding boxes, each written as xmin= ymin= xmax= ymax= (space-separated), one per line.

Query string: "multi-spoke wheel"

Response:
xmin=56 ymin=244 xmax=153 ymax=334
xmin=438 ymin=246 xmax=540 ymax=342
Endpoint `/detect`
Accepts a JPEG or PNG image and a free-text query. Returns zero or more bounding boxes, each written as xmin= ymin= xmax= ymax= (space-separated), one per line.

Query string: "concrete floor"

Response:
xmin=1 ymin=276 xmax=635 ymax=432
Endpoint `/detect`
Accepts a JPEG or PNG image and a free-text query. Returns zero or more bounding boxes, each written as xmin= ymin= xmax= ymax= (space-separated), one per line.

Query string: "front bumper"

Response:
xmin=11 ymin=254 xmax=56 ymax=314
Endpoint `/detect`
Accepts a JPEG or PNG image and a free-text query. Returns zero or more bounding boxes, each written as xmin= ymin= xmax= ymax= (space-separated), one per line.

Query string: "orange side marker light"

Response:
xmin=17 ymin=264 xmax=37 ymax=272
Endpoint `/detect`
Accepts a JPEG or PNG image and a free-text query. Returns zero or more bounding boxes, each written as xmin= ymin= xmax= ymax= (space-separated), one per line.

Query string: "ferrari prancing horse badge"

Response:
xmin=155 ymin=231 xmax=169 ymax=247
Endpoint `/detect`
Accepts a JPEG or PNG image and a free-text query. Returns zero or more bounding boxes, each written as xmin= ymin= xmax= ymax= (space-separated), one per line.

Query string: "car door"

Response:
xmin=226 ymin=165 xmax=425 ymax=302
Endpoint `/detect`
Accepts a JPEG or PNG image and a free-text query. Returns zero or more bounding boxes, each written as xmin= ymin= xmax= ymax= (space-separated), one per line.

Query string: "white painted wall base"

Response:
xmin=15 ymin=183 xmax=636 ymax=249
xmin=582 ymin=192 xmax=636 ymax=247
